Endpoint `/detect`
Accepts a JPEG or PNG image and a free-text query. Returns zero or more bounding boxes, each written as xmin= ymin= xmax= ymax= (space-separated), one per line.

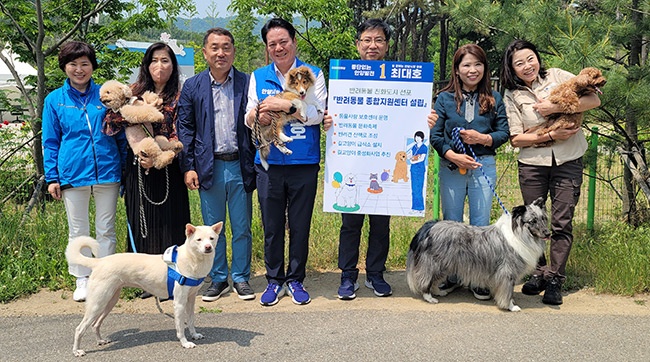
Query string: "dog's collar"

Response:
xmin=163 ymin=245 xmax=205 ymax=300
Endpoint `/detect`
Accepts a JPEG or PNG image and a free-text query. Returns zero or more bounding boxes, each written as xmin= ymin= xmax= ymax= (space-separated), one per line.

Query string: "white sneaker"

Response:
xmin=73 ymin=277 xmax=88 ymax=302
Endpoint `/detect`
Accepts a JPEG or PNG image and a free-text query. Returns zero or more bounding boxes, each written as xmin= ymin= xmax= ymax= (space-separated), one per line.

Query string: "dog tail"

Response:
xmin=65 ymin=236 xmax=101 ymax=270
xmin=406 ymin=221 xmax=440 ymax=296
xmin=259 ymin=147 xmax=270 ymax=171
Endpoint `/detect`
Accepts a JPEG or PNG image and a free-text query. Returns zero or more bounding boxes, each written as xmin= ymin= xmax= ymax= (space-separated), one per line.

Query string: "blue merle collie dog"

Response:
xmin=406 ymin=197 xmax=550 ymax=311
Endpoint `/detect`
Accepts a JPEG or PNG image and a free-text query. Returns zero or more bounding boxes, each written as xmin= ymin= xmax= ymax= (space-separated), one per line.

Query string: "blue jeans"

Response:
xmin=199 ymin=159 xmax=253 ymax=283
xmin=439 ymin=155 xmax=496 ymax=226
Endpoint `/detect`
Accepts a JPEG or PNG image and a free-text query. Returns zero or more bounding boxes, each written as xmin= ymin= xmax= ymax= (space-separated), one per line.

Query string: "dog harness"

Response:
xmin=163 ymin=245 xmax=205 ymax=300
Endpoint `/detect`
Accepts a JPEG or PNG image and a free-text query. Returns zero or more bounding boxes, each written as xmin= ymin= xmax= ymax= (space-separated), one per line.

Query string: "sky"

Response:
xmin=192 ymin=0 xmax=233 ymax=18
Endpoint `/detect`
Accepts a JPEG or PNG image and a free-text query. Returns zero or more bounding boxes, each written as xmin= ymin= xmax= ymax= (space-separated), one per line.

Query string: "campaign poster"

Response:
xmin=324 ymin=60 xmax=434 ymax=217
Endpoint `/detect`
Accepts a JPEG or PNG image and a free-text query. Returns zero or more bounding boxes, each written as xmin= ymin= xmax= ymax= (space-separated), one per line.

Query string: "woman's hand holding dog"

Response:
xmin=444 ymin=150 xmax=481 ymax=170
xmin=534 ymin=93 xmax=601 ymax=117
xmin=549 ymin=127 xmax=580 ymax=141
xmin=138 ymin=153 xmax=154 ymax=169
xmin=532 ymin=98 xmax=560 ymax=117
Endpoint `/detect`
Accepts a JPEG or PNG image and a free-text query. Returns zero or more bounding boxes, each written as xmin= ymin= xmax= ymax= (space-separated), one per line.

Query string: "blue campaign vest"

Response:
xmin=252 ymin=59 xmax=321 ymax=165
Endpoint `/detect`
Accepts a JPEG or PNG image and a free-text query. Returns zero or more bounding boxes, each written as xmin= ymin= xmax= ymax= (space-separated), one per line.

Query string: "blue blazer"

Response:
xmin=177 ymin=67 xmax=256 ymax=192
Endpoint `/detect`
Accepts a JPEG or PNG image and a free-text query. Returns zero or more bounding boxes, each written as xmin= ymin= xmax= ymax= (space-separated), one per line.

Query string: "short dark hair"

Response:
xmin=131 ymin=42 xmax=180 ymax=105
xmin=500 ymin=39 xmax=548 ymax=90
xmin=357 ymin=18 xmax=391 ymax=41
xmin=414 ymin=130 xmax=425 ymax=140
xmin=261 ymin=18 xmax=296 ymax=44
xmin=58 ymin=41 xmax=98 ymax=71
xmin=203 ymin=27 xmax=235 ymax=46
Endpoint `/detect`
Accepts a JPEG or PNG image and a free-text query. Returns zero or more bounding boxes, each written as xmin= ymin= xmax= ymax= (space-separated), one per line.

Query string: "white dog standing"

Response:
xmin=66 ymin=222 xmax=222 ymax=357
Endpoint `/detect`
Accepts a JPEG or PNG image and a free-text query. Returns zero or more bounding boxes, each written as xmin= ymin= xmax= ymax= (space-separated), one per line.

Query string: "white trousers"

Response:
xmin=62 ymin=182 xmax=119 ymax=277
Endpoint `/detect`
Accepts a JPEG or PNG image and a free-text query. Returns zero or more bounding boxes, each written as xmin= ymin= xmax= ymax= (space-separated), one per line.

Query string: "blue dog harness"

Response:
xmin=163 ymin=245 xmax=205 ymax=300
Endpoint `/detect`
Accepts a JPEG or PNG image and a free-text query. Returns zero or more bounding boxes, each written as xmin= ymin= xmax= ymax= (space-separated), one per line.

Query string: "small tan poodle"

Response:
xmin=99 ymin=80 xmax=182 ymax=169
xmin=532 ymin=67 xmax=606 ymax=146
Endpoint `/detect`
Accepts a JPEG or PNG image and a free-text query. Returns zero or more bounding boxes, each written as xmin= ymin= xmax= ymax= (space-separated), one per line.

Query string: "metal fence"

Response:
xmin=428 ymin=129 xmax=627 ymax=225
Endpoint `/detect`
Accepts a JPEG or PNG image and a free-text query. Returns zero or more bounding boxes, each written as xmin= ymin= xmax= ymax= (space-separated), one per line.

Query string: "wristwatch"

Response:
xmin=287 ymin=105 xmax=297 ymax=115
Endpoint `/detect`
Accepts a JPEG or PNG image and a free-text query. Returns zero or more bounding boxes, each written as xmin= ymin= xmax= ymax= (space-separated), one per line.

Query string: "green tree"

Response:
xmin=0 ymin=0 xmax=195 ymax=184
xmin=229 ymin=11 xmax=265 ymax=74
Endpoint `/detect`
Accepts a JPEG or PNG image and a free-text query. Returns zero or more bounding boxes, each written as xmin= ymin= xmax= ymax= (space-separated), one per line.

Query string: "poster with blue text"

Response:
xmin=324 ymin=60 xmax=434 ymax=217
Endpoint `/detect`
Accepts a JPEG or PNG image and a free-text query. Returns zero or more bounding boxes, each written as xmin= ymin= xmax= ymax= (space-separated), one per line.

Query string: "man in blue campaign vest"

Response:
xmin=244 ymin=18 xmax=327 ymax=306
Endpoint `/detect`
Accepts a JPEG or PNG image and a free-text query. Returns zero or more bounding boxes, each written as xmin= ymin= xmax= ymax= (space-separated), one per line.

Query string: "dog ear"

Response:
xmin=211 ymin=221 xmax=223 ymax=234
xmin=511 ymin=205 xmax=526 ymax=230
xmin=185 ymin=223 xmax=196 ymax=237
xmin=305 ymin=67 xmax=316 ymax=83
xmin=122 ymin=84 xmax=133 ymax=99
xmin=511 ymin=205 xmax=525 ymax=219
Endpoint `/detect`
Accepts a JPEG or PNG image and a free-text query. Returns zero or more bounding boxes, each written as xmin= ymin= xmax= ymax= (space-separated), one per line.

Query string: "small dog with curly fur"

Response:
xmin=252 ymin=66 xmax=322 ymax=170
xmin=532 ymin=67 xmax=606 ymax=146
xmin=100 ymin=80 xmax=183 ymax=169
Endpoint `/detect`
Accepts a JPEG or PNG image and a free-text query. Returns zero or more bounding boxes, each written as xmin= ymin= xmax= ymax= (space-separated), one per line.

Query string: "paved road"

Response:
xmin=2 ymin=272 xmax=649 ymax=361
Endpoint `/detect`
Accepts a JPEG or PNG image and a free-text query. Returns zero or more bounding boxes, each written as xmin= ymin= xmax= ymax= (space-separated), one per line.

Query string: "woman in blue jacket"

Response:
xmin=42 ymin=41 xmax=126 ymax=302
xmin=430 ymin=43 xmax=510 ymax=300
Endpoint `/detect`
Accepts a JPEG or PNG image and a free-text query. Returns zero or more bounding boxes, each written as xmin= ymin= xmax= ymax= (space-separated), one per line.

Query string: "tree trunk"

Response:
xmin=439 ymin=16 xmax=449 ymax=82
xmin=621 ymin=0 xmax=643 ymax=225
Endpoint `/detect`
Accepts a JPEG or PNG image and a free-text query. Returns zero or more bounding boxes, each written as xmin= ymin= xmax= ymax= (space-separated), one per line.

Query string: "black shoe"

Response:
xmin=522 ymin=275 xmax=547 ymax=295
xmin=233 ymin=281 xmax=256 ymax=300
xmin=202 ymin=281 xmax=230 ymax=302
xmin=542 ymin=277 xmax=563 ymax=305
xmin=472 ymin=287 xmax=491 ymax=301
xmin=439 ymin=277 xmax=460 ymax=294
xmin=140 ymin=291 xmax=153 ymax=299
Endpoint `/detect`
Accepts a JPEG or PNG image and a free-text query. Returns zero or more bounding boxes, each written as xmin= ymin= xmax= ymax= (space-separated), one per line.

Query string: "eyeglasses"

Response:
xmin=359 ymin=38 xmax=387 ymax=46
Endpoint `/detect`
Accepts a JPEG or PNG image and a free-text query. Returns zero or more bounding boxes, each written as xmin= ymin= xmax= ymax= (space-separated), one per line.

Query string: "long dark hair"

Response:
xmin=131 ymin=42 xmax=180 ymax=104
xmin=440 ymin=44 xmax=495 ymax=115
xmin=500 ymin=39 xmax=548 ymax=91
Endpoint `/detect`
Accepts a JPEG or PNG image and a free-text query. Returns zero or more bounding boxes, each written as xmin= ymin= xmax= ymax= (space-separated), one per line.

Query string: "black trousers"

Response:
xmin=518 ymin=157 xmax=583 ymax=281
xmin=256 ymin=163 xmax=319 ymax=285
xmin=338 ymin=213 xmax=391 ymax=280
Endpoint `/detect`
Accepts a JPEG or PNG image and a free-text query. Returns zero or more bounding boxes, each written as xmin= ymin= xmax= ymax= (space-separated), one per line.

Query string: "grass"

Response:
xmin=198 ymin=306 xmax=223 ymax=314
xmin=1 ymin=160 xmax=649 ymax=303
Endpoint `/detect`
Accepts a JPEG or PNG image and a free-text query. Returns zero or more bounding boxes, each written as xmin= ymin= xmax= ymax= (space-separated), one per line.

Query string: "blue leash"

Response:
xmin=451 ymin=127 xmax=509 ymax=215
xmin=127 ymin=218 xmax=138 ymax=253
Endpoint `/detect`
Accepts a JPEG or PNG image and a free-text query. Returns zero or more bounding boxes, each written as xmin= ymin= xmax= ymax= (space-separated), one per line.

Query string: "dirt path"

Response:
xmin=2 ymin=271 xmax=649 ymax=317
